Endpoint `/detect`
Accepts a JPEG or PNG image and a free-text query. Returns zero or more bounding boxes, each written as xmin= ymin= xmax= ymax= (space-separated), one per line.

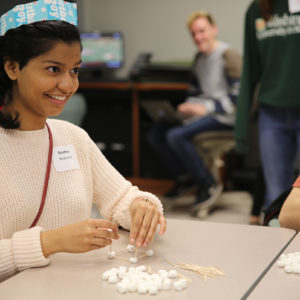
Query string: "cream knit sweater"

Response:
xmin=0 ymin=119 xmax=163 ymax=282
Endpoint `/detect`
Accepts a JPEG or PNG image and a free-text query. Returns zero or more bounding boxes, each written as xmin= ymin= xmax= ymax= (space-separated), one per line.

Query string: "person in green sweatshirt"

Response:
xmin=235 ymin=0 xmax=300 ymax=223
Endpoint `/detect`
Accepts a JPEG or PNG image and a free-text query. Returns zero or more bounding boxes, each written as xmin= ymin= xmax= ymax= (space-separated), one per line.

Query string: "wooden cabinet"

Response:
xmin=78 ymin=81 xmax=188 ymax=194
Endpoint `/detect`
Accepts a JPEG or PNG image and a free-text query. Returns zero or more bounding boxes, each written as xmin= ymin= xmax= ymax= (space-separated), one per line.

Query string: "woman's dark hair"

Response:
xmin=0 ymin=20 xmax=81 ymax=129
xmin=259 ymin=0 xmax=274 ymax=21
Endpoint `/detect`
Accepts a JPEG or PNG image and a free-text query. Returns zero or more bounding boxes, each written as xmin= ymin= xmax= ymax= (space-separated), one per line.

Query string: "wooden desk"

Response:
xmin=0 ymin=219 xmax=295 ymax=300
xmin=79 ymin=81 xmax=188 ymax=194
xmin=248 ymin=231 xmax=300 ymax=300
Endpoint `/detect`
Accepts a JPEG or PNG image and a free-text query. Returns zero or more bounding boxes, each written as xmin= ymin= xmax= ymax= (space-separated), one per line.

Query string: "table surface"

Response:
xmin=0 ymin=219 xmax=296 ymax=300
xmin=248 ymin=231 xmax=300 ymax=300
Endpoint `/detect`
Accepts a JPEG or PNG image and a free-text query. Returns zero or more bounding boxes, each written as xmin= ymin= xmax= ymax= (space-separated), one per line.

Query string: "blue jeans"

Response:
xmin=259 ymin=104 xmax=300 ymax=208
xmin=147 ymin=116 xmax=232 ymax=188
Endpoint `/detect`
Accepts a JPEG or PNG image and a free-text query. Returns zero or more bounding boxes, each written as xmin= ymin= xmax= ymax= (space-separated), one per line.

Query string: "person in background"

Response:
xmin=235 ymin=0 xmax=300 ymax=225
xmin=279 ymin=176 xmax=300 ymax=231
xmin=148 ymin=11 xmax=241 ymax=213
xmin=0 ymin=1 xmax=166 ymax=282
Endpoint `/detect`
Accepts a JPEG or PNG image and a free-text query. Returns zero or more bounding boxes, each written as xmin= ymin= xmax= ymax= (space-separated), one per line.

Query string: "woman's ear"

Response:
xmin=4 ymin=58 xmax=20 ymax=80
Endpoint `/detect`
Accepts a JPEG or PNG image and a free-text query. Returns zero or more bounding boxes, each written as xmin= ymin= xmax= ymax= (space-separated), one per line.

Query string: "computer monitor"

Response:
xmin=80 ymin=31 xmax=124 ymax=71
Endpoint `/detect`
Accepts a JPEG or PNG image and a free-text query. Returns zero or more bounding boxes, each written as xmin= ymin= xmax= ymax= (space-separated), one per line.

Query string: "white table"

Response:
xmin=0 ymin=219 xmax=295 ymax=300
xmin=248 ymin=231 xmax=300 ymax=300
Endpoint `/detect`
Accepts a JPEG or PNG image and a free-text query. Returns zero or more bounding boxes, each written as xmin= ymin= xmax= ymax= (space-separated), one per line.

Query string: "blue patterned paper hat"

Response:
xmin=0 ymin=0 xmax=78 ymax=36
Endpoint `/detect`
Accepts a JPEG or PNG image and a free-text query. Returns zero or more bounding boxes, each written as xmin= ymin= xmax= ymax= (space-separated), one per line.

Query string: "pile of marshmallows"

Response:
xmin=277 ymin=252 xmax=300 ymax=274
xmin=102 ymin=265 xmax=188 ymax=294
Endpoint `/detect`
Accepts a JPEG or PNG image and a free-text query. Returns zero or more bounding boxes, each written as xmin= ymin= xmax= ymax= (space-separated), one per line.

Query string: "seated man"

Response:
xmin=148 ymin=11 xmax=242 ymax=211
xmin=279 ymin=176 xmax=300 ymax=231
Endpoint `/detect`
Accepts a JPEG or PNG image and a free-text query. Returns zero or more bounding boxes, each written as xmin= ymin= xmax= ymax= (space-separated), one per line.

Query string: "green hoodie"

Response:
xmin=235 ymin=0 xmax=300 ymax=153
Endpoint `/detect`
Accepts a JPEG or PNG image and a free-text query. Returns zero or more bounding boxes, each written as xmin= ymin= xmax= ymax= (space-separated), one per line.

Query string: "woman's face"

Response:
xmin=5 ymin=40 xmax=82 ymax=130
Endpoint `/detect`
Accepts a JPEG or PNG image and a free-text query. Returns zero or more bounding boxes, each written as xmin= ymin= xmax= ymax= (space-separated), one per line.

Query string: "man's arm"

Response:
xmin=208 ymin=48 xmax=242 ymax=115
xmin=182 ymin=48 xmax=242 ymax=117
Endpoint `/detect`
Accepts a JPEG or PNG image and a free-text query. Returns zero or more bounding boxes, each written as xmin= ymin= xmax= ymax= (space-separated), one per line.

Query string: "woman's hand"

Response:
xmin=129 ymin=199 xmax=167 ymax=247
xmin=41 ymin=219 xmax=120 ymax=257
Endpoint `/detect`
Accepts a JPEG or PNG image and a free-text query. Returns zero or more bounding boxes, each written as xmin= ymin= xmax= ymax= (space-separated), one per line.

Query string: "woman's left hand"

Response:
xmin=129 ymin=199 xmax=167 ymax=247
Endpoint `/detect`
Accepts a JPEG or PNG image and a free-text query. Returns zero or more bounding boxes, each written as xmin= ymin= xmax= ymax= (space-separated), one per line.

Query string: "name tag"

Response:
xmin=289 ymin=0 xmax=300 ymax=13
xmin=52 ymin=145 xmax=80 ymax=172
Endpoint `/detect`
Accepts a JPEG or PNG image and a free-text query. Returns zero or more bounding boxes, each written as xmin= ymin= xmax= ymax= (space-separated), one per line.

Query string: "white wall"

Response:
xmin=79 ymin=0 xmax=250 ymax=77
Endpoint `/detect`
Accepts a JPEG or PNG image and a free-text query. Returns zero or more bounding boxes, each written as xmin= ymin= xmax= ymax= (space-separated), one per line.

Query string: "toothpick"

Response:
xmin=137 ymin=254 xmax=147 ymax=260
xmin=214 ymin=265 xmax=225 ymax=276
xmin=165 ymin=259 xmax=225 ymax=282
xmin=135 ymin=249 xmax=146 ymax=253
xmin=134 ymin=248 xmax=138 ymax=258
xmin=178 ymin=272 xmax=192 ymax=282
xmin=116 ymin=249 xmax=127 ymax=255
xmin=115 ymin=256 xmax=130 ymax=261
xmin=164 ymin=259 xmax=176 ymax=267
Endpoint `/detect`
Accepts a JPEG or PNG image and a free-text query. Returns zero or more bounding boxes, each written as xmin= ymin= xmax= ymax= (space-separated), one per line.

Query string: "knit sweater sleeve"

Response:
xmin=235 ymin=1 xmax=262 ymax=153
xmin=88 ymin=138 xmax=163 ymax=230
xmin=0 ymin=226 xmax=50 ymax=282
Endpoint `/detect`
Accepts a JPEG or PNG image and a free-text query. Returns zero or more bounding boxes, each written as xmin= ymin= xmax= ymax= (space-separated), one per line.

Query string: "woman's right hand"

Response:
xmin=40 ymin=219 xmax=120 ymax=257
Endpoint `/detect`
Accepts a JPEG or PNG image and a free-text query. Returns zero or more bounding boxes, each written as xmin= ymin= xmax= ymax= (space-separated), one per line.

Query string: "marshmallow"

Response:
xmin=102 ymin=271 xmax=111 ymax=281
xmin=129 ymin=257 xmax=138 ymax=264
xmin=178 ymin=278 xmax=188 ymax=289
xmin=102 ymin=266 xmax=188 ymax=295
xmin=277 ymin=252 xmax=300 ymax=275
xmin=168 ymin=269 xmax=178 ymax=278
xmin=137 ymin=284 xmax=148 ymax=294
xmin=116 ymin=282 xmax=127 ymax=294
xmin=173 ymin=279 xmax=188 ymax=291
xmin=173 ymin=280 xmax=184 ymax=291
xmin=284 ymin=265 xmax=293 ymax=273
xmin=277 ymin=260 xmax=285 ymax=268
xmin=126 ymin=244 xmax=135 ymax=253
xmin=108 ymin=274 xmax=118 ymax=283
xmin=107 ymin=251 xmax=116 ymax=259
xmin=163 ymin=279 xmax=172 ymax=290
xmin=149 ymin=285 xmax=158 ymax=295
xmin=136 ymin=265 xmax=146 ymax=272
xmin=128 ymin=281 xmax=138 ymax=292
xmin=158 ymin=269 xmax=168 ymax=276
xmin=146 ymin=249 xmax=154 ymax=256
xmin=118 ymin=266 xmax=127 ymax=272
xmin=110 ymin=268 xmax=118 ymax=273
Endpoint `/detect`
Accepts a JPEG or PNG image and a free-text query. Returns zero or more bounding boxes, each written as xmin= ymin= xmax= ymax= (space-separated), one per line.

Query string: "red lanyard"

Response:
xmin=30 ymin=123 xmax=53 ymax=228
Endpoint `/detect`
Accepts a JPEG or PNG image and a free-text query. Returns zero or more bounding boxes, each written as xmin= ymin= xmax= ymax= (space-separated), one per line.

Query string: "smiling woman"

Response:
xmin=4 ymin=40 xmax=82 ymax=130
xmin=0 ymin=6 xmax=166 ymax=283
xmin=0 ymin=20 xmax=82 ymax=130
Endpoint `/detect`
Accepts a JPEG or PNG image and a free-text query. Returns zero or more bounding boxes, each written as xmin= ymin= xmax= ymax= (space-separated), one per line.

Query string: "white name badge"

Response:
xmin=52 ymin=145 xmax=80 ymax=172
xmin=289 ymin=0 xmax=300 ymax=13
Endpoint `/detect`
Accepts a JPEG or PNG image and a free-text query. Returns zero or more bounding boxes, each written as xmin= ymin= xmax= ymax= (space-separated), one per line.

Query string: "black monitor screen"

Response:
xmin=80 ymin=32 xmax=124 ymax=69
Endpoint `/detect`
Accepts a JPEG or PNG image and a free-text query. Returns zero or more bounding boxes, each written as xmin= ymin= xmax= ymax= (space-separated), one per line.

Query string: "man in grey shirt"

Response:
xmin=148 ymin=11 xmax=241 ymax=212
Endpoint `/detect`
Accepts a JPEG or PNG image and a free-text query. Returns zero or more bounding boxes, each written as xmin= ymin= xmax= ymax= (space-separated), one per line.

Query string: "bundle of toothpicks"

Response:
xmin=166 ymin=260 xmax=225 ymax=282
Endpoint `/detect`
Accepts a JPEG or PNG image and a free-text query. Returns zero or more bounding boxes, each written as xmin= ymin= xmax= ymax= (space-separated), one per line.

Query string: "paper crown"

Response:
xmin=0 ymin=0 xmax=78 ymax=36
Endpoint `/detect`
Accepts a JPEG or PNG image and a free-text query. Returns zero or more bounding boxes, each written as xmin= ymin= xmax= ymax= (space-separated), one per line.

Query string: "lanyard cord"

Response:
xmin=30 ymin=123 xmax=53 ymax=228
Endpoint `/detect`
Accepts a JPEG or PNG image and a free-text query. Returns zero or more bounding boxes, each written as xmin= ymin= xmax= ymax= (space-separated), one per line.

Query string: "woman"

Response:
xmin=235 ymin=0 xmax=300 ymax=223
xmin=279 ymin=176 xmax=300 ymax=231
xmin=0 ymin=19 xmax=166 ymax=282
